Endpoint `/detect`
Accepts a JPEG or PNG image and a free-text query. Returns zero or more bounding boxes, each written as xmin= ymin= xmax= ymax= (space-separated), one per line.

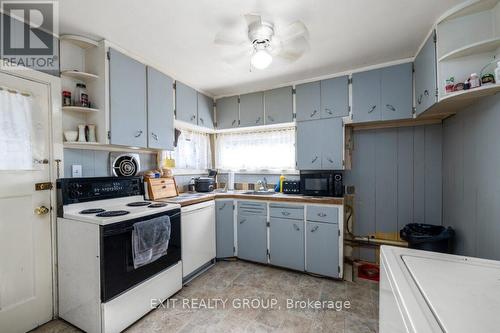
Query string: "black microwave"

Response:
xmin=300 ymin=170 xmax=344 ymax=197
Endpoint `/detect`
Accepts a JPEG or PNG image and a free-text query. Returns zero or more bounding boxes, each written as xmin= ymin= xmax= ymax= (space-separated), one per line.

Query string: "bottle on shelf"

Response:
xmin=75 ymin=83 xmax=89 ymax=107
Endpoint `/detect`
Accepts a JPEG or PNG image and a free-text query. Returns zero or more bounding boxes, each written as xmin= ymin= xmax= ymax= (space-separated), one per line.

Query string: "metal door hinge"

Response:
xmin=238 ymin=120 xmax=241 ymax=125
xmin=233 ymin=205 xmax=235 ymax=210
xmin=214 ymin=121 xmax=218 ymax=128
xmin=35 ymin=182 xmax=53 ymax=191
xmin=106 ymin=51 xmax=110 ymax=60
xmin=266 ymin=222 xmax=270 ymax=227
xmin=342 ymin=160 xmax=345 ymax=167
xmin=433 ymin=32 xmax=437 ymax=43
xmin=348 ymin=105 xmax=352 ymax=113
xmin=412 ymin=107 xmax=416 ymax=114
xmin=292 ymin=113 xmax=297 ymax=120
xmin=237 ymin=97 xmax=240 ymax=103
xmin=267 ymin=249 xmax=271 ymax=260
xmin=233 ymin=246 xmax=236 ymax=254
xmin=292 ymin=88 xmax=296 ymax=94
xmin=107 ymin=131 xmax=111 ymax=140
xmin=348 ymin=77 xmax=353 ymax=85
xmin=213 ymin=101 xmax=216 ymax=108
xmin=435 ymin=88 xmax=439 ymax=97
xmin=338 ymin=229 xmax=341 ymax=236
xmin=338 ymin=266 xmax=340 ymax=273
xmin=173 ymin=82 xmax=176 ymax=90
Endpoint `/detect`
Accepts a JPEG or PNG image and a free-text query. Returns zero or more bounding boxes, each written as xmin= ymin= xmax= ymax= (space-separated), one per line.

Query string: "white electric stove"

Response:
xmin=57 ymin=177 xmax=183 ymax=333
xmin=380 ymin=246 xmax=500 ymax=333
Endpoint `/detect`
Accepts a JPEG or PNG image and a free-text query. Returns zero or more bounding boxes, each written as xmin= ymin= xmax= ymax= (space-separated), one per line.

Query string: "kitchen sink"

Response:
xmin=243 ymin=191 xmax=276 ymax=195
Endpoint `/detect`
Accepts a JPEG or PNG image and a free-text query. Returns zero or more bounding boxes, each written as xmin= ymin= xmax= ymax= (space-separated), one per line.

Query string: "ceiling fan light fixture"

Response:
xmin=251 ymin=48 xmax=273 ymax=69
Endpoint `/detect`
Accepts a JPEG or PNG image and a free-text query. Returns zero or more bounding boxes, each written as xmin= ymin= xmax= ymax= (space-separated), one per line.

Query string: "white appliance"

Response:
xmin=57 ymin=177 xmax=182 ymax=333
xmin=380 ymin=246 xmax=500 ymax=333
xmin=181 ymin=200 xmax=216 ymax=279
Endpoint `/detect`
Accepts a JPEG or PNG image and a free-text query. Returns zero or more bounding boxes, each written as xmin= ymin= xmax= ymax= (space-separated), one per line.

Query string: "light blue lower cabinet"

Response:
xmin=237 ymin=214 xmax=268 ymax=264
xmin=306 ymin=221 xmax=339 ymax=278
xmin=269 ymin=218 xmax=305 ymax=271
xmin=216 ymin=200 xmax=234 ymax=259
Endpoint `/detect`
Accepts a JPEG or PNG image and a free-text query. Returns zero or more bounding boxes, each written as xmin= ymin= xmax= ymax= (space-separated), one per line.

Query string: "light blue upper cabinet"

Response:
xmin=352 ymin=68 xmax=382 ymax=123
xmin=239 ymin=92 xmax=264 ymax=127
xmin=296 ymin=81 xmax=321 ymax=122
xmin=175 ymin=81 xmax=198 ymax=125
xmin=415 ymin=31 xmax=437 ymax=116
xmin=296 ymin=119 xmax=322 ymax=170
xmin=216 ymin=96 xmax=239 ymax=129
xmin=109 ymin=48 xmax=147 ymax=148
xmin=381 ymin=63 xmax=413 ymax=121
xmin=320 ymin=76 xmax=349 ymax=119
xmin=197 ymin=92 xmax=214 ymax=129
xmin=147 ymin=67 xmax=174 ymax=150
xmin=321 ymin=117 xmax=344 ymax=169
xmin=264 ymin=86 xmax=293 ymax=124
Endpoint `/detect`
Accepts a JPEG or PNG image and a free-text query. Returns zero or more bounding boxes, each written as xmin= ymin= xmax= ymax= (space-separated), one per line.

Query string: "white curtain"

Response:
xmin=216 ymin=127 xmax=296 ymax=171
xmin=0 ymin=89 xmax=33 ymax=170
xmin=174 ymin=129 xmax=212 ymax=170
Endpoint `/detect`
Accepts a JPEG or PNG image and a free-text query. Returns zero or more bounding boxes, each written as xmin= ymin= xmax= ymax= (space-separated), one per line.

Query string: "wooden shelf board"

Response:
xmin=439 ymin=37 xmax=500 ymax=62
xmin=62 ymin=106 xmax=100 ymax=113
xmin=346 ymin=117 xmax=444 ymax=131
xmin=60 ymin=34 xmax=99 ymax=49
xmin=421 ymin=84 xmax=500 ymax=117
xmin=61 ymin=70 xmax=99 ymax=81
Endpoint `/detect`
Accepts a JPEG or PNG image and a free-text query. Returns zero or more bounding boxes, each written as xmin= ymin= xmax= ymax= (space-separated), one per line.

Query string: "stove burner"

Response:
xmin=126 ymin=201 xmax=152 ymax=207
xmin=80 ymin=208 xmax=106 ymax=214
xmin=148 ymin=203 xmax=167 ymax=208
xmin=96 ymin=210 xmax=130 ymax=217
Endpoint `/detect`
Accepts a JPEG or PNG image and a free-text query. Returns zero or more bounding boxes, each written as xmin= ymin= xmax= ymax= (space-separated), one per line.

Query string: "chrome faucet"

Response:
xmin=257 ymin=177 xmax=268 ymax=191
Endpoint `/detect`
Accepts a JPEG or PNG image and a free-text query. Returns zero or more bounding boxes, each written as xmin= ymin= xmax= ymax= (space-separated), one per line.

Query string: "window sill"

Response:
xmin=172 ymin=169 xmax=209 ymax=176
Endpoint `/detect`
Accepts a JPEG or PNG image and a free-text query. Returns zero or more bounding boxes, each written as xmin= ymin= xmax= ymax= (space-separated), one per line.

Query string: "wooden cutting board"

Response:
xmin=145 ymin=177 xmax=178 ymax=200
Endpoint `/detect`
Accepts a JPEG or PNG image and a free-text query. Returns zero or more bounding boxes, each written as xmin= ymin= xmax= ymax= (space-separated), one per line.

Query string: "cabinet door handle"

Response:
xmin=232 ymin=120 xmax=237 ymax=127
xmin=311 ymin=156 xmax=319 ymax=163
xmin=199 ymin=117 xmax=204 ymax=125
xmin=318 ymin=212 xmax=327 ymax=217
xmin=325 ymin=108 xmax=333 ymax=115
xmin=310 ymin=110 xmax=318 ymax=118
xmin=386 ymin=104 xmax=396 ymax=111
xmin=424 ymin=89 xmax=429 ymax=97
xmin=293 ymin=223 xmax=300 ymax=231
xmin=368 ymin=105 xmax=376 ymax=113
xmin=134 ymin=130 xmax=143 ymax=138
xmin=219 ymin=203 xmax=226 ymax=210
xmin=327 ymin=157 xmax=334 ymax=163
xmin=267 ymin=115 xmax=275 ymax=122
xmin=281 ymin=211 xmax=291 ymax=216
xmin=190 ymin=115 xmax=196 ymax=121
xmin=417 ymin=94 xmax=423 ymax=105
xmin=311 ymin=225 xmax=319 ymax=232
xmin=239 ymin=219 xmax=246 ymax=224
xmin=151 ymin=132 xmax=159 ymax=141
xmin=255 ymin=117 xmax=261 ymax=124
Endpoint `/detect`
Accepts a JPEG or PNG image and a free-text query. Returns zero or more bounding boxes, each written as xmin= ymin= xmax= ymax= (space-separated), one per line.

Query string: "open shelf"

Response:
xmin=441 ymin=0 xmax=499 ymax=23
xmin=60 ymin=34 xmax=99 ymax=49
xmin=61 ymin=70 xmax=99 ymax=81
xmin=439 ymin=37 xmax=500 ymax=61
xmin=62 ymin=106 xmax=100 ymax=113
xmin=421 ymin=83 xmax=500 ymax=117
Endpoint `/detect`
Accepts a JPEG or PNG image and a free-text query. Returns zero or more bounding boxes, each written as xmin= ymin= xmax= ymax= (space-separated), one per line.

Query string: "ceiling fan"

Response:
xmin=214 ymin=14 xmax=310 ymax=70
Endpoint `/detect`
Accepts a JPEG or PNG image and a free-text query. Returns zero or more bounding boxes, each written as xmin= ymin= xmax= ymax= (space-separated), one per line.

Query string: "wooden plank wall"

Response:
xmin=344 ymin=124 xmax=443 ymax=262
xmin=443 ymin=94 xmax=500 ymax=261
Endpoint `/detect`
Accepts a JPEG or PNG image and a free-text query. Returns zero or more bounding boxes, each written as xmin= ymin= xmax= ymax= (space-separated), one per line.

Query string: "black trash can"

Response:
xmin=400 ymin=223 xmax=455 ymax=254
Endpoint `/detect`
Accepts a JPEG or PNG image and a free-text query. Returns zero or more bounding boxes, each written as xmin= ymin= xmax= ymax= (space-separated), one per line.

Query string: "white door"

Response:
xmin=0 ymin=72 xmax=53 ymax=332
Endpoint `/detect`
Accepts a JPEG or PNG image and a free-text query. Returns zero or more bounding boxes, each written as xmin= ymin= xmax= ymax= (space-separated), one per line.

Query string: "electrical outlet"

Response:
xmin=72 ymin=165 xmax=82 ymax=178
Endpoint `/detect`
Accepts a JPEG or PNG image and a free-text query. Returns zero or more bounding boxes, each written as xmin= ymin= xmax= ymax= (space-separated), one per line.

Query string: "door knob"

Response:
xmin=34 ymin=206 xmax=50 ymax=215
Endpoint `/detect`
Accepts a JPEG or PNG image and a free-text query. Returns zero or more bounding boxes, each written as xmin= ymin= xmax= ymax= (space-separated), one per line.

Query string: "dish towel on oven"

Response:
xmin=132 ymin=215 xmax=171 ymax=269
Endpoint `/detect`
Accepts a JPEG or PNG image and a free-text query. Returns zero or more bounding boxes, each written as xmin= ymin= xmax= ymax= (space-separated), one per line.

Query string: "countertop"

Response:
xmin=157 ymin=190 xmax=344 ymax=207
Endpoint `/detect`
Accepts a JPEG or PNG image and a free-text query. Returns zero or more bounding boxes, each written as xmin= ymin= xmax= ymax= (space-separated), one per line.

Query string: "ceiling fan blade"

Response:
xmin=221 ymin=48 xmax=251 ymax=65
xmin=274 ymin=36 xmax=309 ymax=62
xmin=278 ymin=20 xmax=309 ymax=42
xmin=244 ymin=13 xmax=262 ymax=26
xmin=214 ymin=31 xmax=247 ymax=46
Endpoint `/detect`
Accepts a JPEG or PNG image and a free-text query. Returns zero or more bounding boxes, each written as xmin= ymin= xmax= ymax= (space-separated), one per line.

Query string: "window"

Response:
xmin=173 ymin=129 xmax=212 ymax=170
xmin=216 ymin=127 xmax=296 ymax=171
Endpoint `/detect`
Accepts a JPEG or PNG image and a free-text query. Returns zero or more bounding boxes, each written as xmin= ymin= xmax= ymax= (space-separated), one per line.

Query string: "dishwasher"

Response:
xmin=181 ymin=200 xmax=216 ymax=280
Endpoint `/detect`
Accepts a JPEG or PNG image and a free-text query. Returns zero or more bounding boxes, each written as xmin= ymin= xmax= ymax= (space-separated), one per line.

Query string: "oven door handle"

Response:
xmin=103 ymin=211 xmax=181 ymax=236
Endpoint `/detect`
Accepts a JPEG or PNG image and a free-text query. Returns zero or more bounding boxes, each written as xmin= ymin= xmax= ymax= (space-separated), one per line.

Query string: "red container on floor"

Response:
xmin=358 ymin=263 xmax=380 ymax=282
